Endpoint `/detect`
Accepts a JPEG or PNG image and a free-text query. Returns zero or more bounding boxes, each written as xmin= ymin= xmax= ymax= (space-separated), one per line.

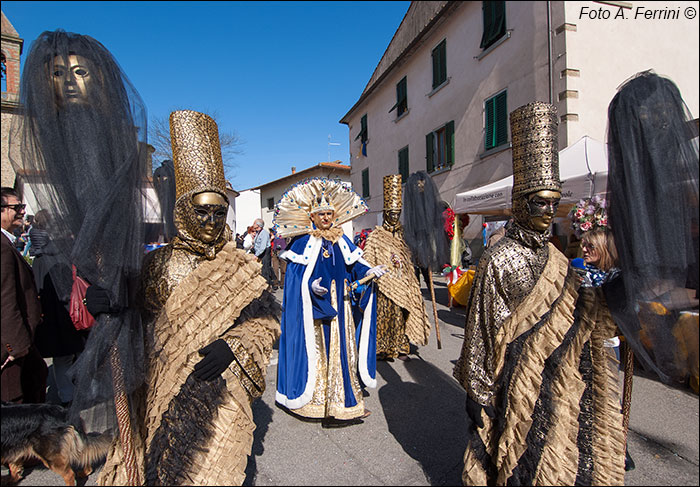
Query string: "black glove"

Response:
xmin=85 ymin=285 xmax=119 ymax=317
xmin=465 ymin=395 xmax=495 ymax=431
xmin=193 ymin=339 xmax=234 ymax=381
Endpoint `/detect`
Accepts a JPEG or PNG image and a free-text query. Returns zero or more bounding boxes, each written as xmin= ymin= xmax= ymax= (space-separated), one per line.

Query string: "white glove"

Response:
xmin=311 ymin=277 xmax=328 ymax=296
xmin=365 ymin=264 xmax=388 ymax=279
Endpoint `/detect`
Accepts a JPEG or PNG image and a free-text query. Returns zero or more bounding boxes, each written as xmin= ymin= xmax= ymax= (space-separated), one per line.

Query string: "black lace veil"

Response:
xmin=403 ymin=171 xmax=450 ymax=271
xmin=10 ymin=30 xmax=148 ymax=428
xmin=606 ymin=70 xmax=699 ymax=385
xmin=153 ymin=159 xmax=177 ymax=242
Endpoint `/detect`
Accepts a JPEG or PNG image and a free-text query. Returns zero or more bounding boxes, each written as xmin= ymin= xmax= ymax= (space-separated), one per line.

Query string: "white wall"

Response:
xmin=346 ymin=1 xmax=551 ymax=233
xmin=234 ymin=189 xmax=261 ymax=237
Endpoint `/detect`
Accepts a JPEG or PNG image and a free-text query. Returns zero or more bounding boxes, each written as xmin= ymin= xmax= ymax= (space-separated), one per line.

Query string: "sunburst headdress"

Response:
xmin=273 ymin=177 xmax=368 ymax=238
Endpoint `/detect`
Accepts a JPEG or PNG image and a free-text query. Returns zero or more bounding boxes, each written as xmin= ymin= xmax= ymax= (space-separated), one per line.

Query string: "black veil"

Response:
xmin=605 ymin=70 xmax=699 ymax=385
xmin=153 ymin=159 xmax=177 ymax=242
xmin=403 ymin=171 xmax=449 ymax=271
xmin=10 ymin=30 xmax=148 ymax=429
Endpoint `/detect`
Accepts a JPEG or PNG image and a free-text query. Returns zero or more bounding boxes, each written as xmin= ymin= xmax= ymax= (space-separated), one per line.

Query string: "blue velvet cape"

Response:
xmin=275 ymin=233 xmax=377 ymax=410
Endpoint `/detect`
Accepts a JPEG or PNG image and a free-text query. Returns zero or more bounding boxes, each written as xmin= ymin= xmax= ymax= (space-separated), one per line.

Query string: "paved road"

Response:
xmin=3 ymin=279 xmax=698 ymax=486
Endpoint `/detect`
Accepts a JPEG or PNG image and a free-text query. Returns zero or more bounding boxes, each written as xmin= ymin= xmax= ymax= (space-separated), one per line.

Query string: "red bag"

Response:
xmin=69 ymin=265 xmax=96 ymax=330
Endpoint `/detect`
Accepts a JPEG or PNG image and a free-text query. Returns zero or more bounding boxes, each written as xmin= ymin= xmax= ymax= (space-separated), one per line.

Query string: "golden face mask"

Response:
xmin=383 ymin=208 xmax=401 ymax=227
xmin=52 ymin=54 xmax=92 ymax=106
xmin=525 ymin=190 xmax=561 ymax=232
xmin=190 ymin=191 xmax=228 ymax=244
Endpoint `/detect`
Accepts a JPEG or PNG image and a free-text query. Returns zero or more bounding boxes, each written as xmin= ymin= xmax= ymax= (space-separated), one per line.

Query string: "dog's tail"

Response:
xmin=62 ymin=427 xmax=114 ymax=469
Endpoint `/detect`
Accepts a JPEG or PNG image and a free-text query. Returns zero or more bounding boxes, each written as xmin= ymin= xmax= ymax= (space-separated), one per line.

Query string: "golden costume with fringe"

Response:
xmin=363 ymin=175 xmax=430 ymax=357
xmin=98 ymin=111 xmax=280 ymax=486
xmin=452 ymin=102 xmax=625 ymax=485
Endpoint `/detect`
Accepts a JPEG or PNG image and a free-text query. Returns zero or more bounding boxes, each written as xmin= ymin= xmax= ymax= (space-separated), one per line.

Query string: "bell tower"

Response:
xmin=1 ymin=10 xmax=24 ymax=187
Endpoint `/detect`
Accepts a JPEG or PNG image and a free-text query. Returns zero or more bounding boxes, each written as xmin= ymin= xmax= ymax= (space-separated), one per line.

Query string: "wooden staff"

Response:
xmin=110 ymin=344 xmax=141 ymax=486
xmin=621 ymin=338 xmax=634 ymax=443
xmin=428 ymin=272 xmax=442 ymax=349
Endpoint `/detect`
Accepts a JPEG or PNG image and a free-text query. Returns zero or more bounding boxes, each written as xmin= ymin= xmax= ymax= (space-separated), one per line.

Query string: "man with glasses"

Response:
xmin=1 ymin=187 xmax=47 ymax=404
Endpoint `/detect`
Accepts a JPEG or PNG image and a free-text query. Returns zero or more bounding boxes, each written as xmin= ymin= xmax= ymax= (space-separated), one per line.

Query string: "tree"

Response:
xmin=149 ymin=109 xmax=244 ymax=182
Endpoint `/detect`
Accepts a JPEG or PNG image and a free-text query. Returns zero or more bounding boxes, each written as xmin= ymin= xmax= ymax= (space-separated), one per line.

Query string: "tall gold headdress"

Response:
xmin=383 ymin=174 xmax=402 ymax=210
xmin=273 ymin=177 xmax=368 ymax=238
xmin=170 ymin=110 xmax=228 ymax=201
xmin=510 ymin=101 xmax=561 ymax=200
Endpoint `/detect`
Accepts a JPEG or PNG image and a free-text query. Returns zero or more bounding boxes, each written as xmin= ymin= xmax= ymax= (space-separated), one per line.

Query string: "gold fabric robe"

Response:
xmin=362 ymin=225 xmax=431 ymax=355
xmin=98 ymin=243 xmax=280 ymax=486
xmin=453 ymin=224 xmax=625 ymax=485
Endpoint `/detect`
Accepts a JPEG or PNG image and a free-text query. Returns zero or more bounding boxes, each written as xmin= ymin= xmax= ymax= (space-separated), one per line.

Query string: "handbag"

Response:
xmin=69 ymin=265 xmax=96 ymax=331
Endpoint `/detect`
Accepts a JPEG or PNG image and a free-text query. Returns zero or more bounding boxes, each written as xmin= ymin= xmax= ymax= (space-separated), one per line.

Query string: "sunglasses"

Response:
xmin=1 ymin=204 xmax=26 ymax=212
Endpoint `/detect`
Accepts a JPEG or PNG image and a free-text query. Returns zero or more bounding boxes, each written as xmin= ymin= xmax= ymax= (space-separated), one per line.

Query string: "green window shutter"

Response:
xmin=426 ymin=133 xmax=434 ymax=172
xmin=439 ymin=41 xmax=447 ymax=85
xmin=355 ymin=114 xmax=368 ymax=141
xmin=480 ymin=1 xmax=506 ymax=50
xmin=485 ymin=97 xmax=496 ymax=150
xmin=446 ymin=120 xmax=455 ymax=166
xmin=433 ymin=40 xmax=447 ymax=88
xmin=495 ymin=91 xmax=508 ymax=146
xmin=362 ymin=168 xmax=370 ymax=198
xmin=398 ymin=147 xmax=409 ymax=182
xmin=432 ymin=46 xmax=440 ymax=89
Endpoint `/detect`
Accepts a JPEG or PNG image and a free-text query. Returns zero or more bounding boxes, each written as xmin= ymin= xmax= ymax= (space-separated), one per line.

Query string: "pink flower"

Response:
xmin=580 ymin=221 xmax=593 ymax=231
xmin=575 ymin=208 xmax=585 ymax=218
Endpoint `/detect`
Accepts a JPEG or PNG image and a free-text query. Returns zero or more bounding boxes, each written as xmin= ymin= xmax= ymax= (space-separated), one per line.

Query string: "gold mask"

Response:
xmin=52 ymin=54 xmax=92 ymax=106
xmin=524 ymin=190 xmax=561 ymax=232
xmin=383 ymin=208 xmax=401 ymax=227
xmin=190 ymin=191 xmax=228 ymax=244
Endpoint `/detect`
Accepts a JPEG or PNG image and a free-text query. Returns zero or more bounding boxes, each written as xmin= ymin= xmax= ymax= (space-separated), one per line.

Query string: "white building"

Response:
xmin=340 ymin=0 xmax=699 ymax=247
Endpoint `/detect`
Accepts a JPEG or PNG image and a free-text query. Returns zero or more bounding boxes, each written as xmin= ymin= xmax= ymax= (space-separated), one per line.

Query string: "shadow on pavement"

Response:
xmin=243 ymin=399 xmax=274 ymax=486
xmin=377 ymin=357 xmax=467 ymax=486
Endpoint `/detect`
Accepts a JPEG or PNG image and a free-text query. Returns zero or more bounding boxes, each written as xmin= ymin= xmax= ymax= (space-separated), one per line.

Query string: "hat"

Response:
xmin=170 ymin=110 xmax=228 ymax=201
xmin=382 ymin=174 xmax=402 ymax=210
xmin=510 ymin=102 xmax=561 ymax=200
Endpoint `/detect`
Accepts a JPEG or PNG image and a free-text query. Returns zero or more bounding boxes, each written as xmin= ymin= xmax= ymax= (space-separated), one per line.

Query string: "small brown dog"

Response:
xmin=1 ymin=402 xmax=113 ymax=486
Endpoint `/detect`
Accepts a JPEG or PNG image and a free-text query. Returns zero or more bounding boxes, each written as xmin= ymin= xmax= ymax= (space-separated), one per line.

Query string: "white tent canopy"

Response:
xmin=453 ymin=136 xmax=608 ymax=215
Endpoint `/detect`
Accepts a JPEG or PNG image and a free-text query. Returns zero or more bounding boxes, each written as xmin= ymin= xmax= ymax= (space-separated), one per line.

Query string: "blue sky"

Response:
xmin=2 ymin=1 xmax=411 ymax=190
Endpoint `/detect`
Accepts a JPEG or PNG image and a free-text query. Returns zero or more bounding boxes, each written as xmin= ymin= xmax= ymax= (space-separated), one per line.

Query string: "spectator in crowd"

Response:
xmin=1 ymin=187 xmax=47 ymax=404
xmin=270 ymin=227 xmax=287 ymax=290
xmin=31 ymin=210 xmax=88 ymax=407
xmin=252 ymin=218 xmax=275 ymax=285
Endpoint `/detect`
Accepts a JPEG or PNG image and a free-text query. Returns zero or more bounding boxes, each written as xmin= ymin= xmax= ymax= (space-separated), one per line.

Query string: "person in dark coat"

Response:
xmin=31 ymin=211 xmax=88 ymax=405
xmin=1 ymin=187 xmax=48 ymax=403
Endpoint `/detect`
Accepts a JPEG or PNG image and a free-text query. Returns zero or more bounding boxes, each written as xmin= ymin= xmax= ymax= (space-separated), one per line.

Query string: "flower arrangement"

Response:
xmin=568 ymin=194 xmax=608 ymax=239
xmin=442 ymin=209 xmax=470 ymax=241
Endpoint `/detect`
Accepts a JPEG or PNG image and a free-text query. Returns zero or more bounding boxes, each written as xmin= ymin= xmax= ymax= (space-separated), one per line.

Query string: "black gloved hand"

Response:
xmin=85 ymin=285 xmax=118 ymax=317
xmin=465 ymin=395 xmax=495 ymax=431
xmin=193 ymin=339 xmax=234 ymax=381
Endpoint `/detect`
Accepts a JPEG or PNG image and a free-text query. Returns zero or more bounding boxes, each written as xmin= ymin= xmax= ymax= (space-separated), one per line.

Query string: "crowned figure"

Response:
xmin=274 ymin=177 xmax=386 ymax=423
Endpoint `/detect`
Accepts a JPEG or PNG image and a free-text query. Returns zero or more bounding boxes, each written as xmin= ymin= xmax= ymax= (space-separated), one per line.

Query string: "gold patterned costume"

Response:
xmin=98 ymin=111 xmax=280 ymax=486
xmin=363 ymin=175 xmax=430 ymax=358
xmin=452 ymin=103 xmax=625 ymax=485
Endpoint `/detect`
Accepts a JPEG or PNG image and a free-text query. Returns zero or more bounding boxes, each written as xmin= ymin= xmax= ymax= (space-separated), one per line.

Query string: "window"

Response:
xmin=389 ymin=77 xmax=408 ymax=117
xmin=361 ymin=168 xmax=370 ymax=198
xmin=354 ymin=114 xmax=368 ymax=156
xmin=480 ymin=1 xmax=506 ymax=50
xmin=267 ymin=197 xmax=274 ymax=210
xmin=431 ymin=40 xmax=447 ymax=89
xmin=426 ymin=121 xmax=454 ymax=173
xmin=484 ymin=91 xmax=508 ymax=150
xmin=398 ymin=146 xmax=409 ymax=183
xmin=1 ymin=52 xmax=6 ymax=93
